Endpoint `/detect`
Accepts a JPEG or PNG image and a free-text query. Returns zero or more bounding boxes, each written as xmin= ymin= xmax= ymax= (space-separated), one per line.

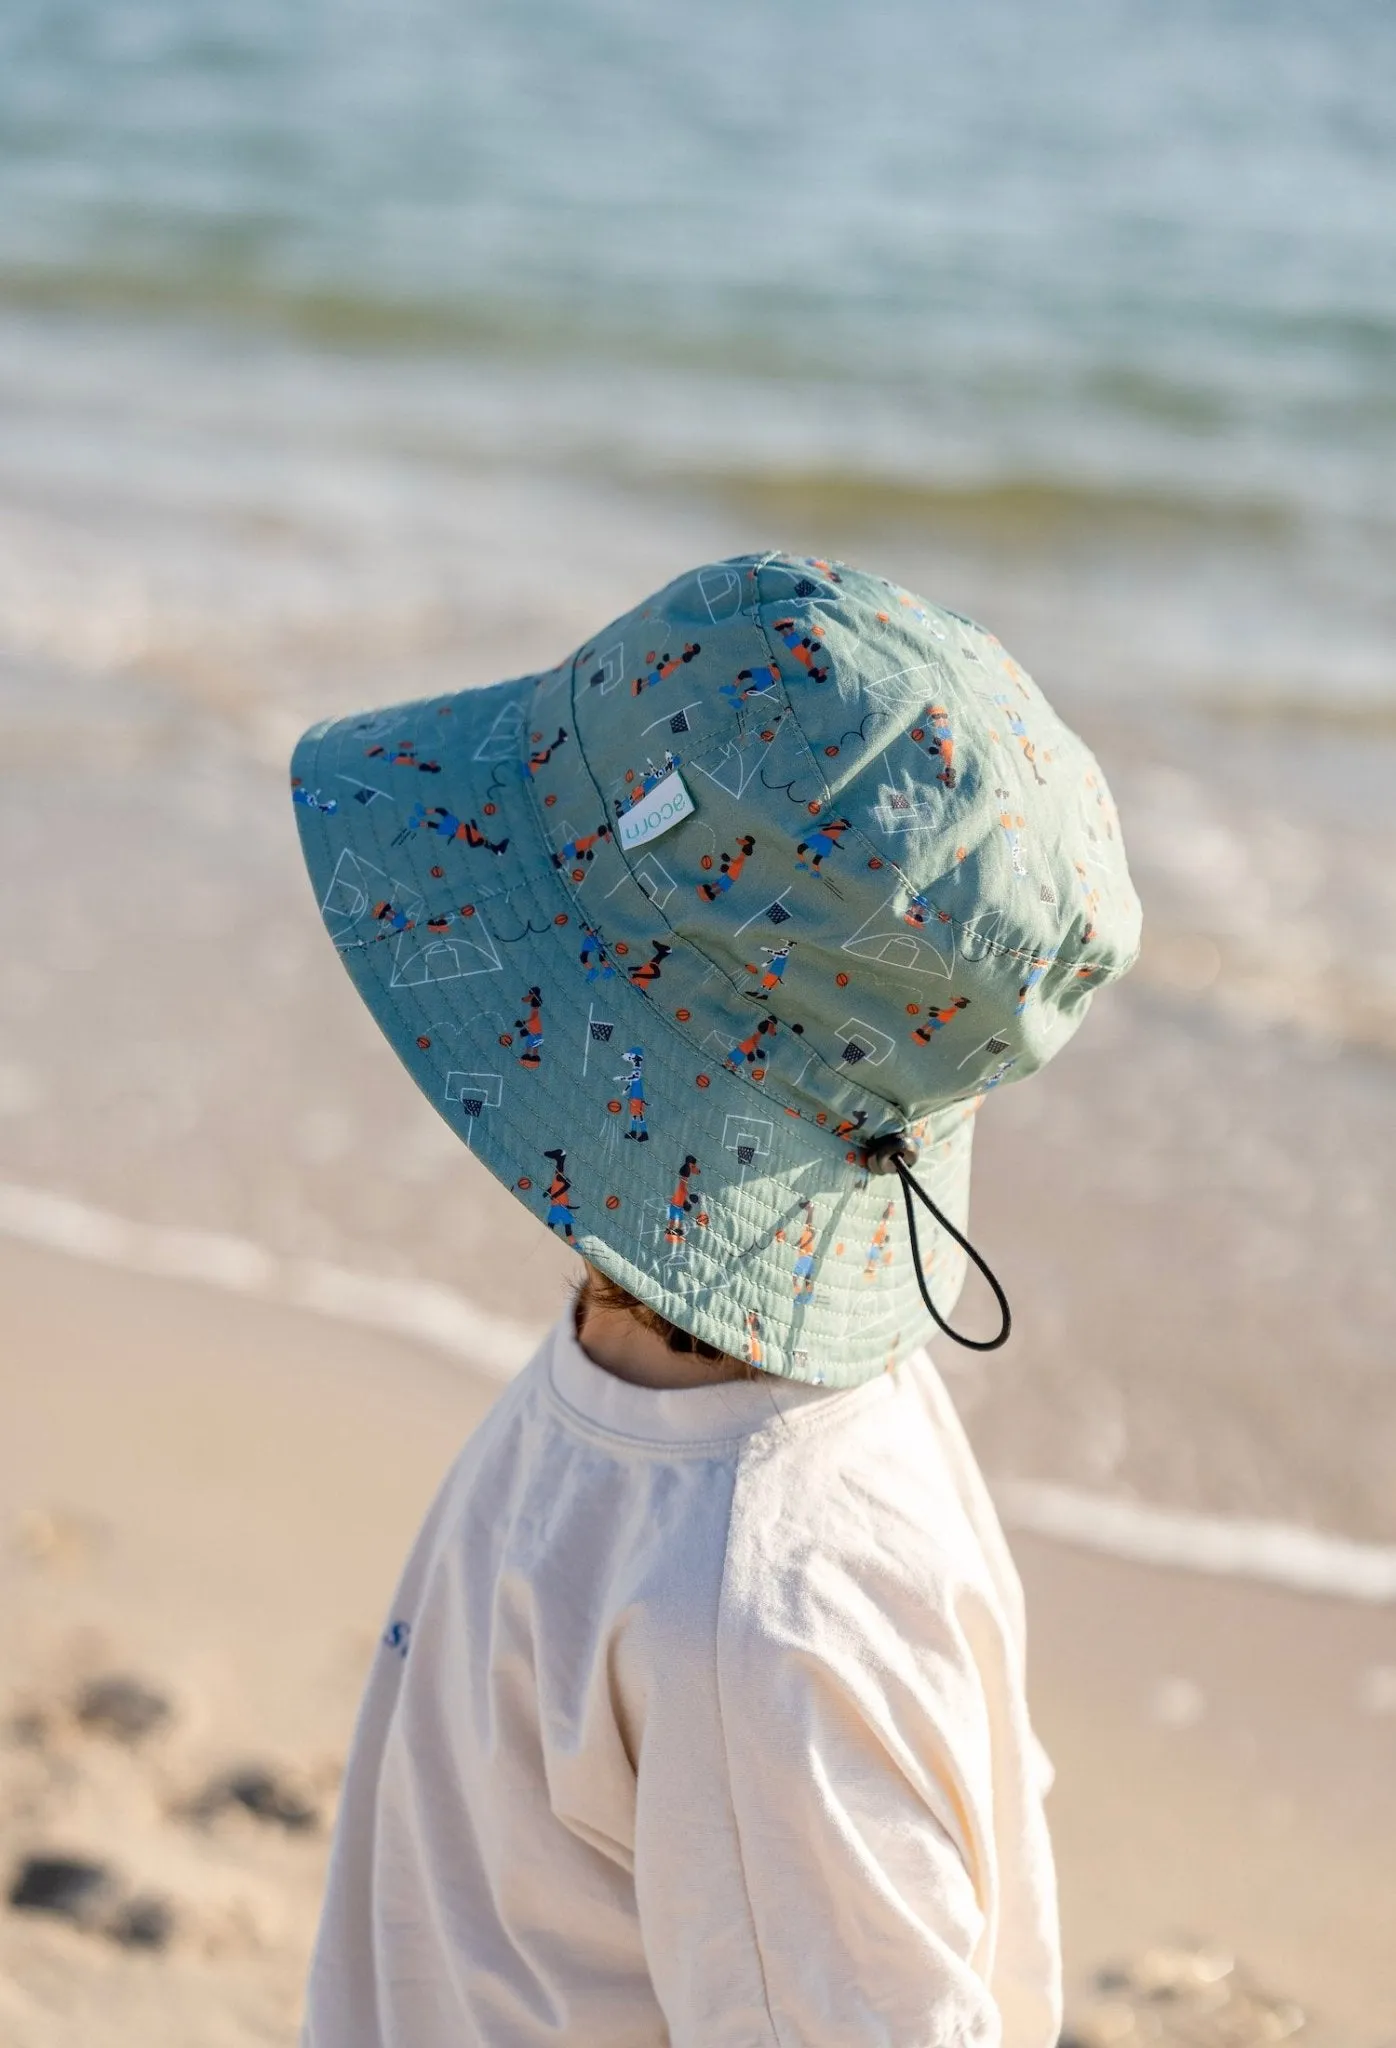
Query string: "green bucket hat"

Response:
xmin=289 ymin=552 xmax=1139 ymax=1387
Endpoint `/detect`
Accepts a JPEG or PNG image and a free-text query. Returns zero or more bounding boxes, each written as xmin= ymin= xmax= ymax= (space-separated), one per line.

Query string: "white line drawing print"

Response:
xmin=583 ymin=642 xmax=625 ymax=695
xmin=957 ymin=1033 xmax=1012 ymax=1071
xmin=635 ymin=853 xmax=677 ymax=910
xmin=757 ymin=563 xmax=815 ymax=603
xmin=834 ymin=1016 xmax=896 ymax=1068
xmin=721 ymin=1112 xmax=773 ymax=1171
xmin=549 ymin=815 xmax=580 ymax=860
xmin=700 ymin=1024 xmax=767 ymax=1083
xmin=606 ymin=850 xmax=677 ymax=912
xmin=643 ymin=699 xmax=702 ymax=738
xmin=389 ymin=913 xmax=503 ymax=988
xmin=471 ymin=701 xmax=526 ymax=762
xmin=863 ymin=654 xmax=952 ymax=701
xmin=536 ymin=660 xmax=572 ymax=699
xmin=870 ymin=784 xmax=949 ymax=834
xmin=733 ymin=887 xmax=793 ymax=938
xmin=630 ymin=1195 xmax=684 ymax=1267
xmin=788 ymin=1045 xmax=816 ymax=1090
xmin=349 ymin=712 xmax=395 ymax=741
xmin=841 ymin=890 xmax=955 ymax=979
xmin=704 ymin=1018 xmax=781 ymax=1086
xmin=694 ymin=737 xmax=763 ymax=801
xmin=334 ymin=772 xmax=394 ymax=806
xmin=443 ymin=1070 xmax=503 ymax=1148
xmin=956 ymin=908 xmax=1016 ymax=964
xmin=866 ymin=662 xmax=943 ymax=694
xmin=549 ymin=814 xmax=600 ymax=866
xmin=580 ymin=999 xmax=616 ymax=1078
xmin=697 ymin=565 xmax=743 ymax=621
xmin=593 ymin=1106 xmax=624 ymax=1160
xmin=319 ymin=848 xmax=422 ymax=942
xmin=957 ymin=1032 xmax=1018 ymax=1091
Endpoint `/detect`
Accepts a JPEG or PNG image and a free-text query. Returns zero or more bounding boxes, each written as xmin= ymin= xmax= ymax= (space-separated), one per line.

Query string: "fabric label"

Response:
xmin=616 ymin=768 xmax=696 ymax=851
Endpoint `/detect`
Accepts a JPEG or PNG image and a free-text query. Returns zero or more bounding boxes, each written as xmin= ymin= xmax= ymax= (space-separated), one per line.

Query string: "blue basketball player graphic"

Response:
xmin=515 ymin=986 xmax=544 ymax=1069
xmin=665 ymin=1153 xmax=702 ymax=1246
xmin=618 ymin=1046 xmax=649 ymax=1141
xmin=578 ymin=925 xmax=614 ymax=981
xmin=698 ymin=835 xmax=755 ymax=903
xmin=720 ymin=660 xmax=779 ymax=709
xmin=795 ymin=815 xmax=851 ymax=873
xmin=745 ymin=942 xmax=794 ymax=999
xmin=541 ymin=1148 xmax=578 ymax=1246
xmin=791 ymin=1201 xmax=818 ymax=1299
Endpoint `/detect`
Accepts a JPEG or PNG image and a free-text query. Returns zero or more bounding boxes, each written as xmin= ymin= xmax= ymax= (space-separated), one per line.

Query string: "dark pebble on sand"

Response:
xmin=191 ymin=1764 xmax=319 ymax=1832
xmin=8 ymin=1854 xmax=116 ymax=1926
xmin=109 ymin=1893 xmax=175 ymax=1950
xmin=8 ymin=1858 xmax=175 ymax=1950
xmin=5 ymin=1707 xmax=49 ymax=1749
xmin=75 ymin=1674 xmax=172 ymax=1744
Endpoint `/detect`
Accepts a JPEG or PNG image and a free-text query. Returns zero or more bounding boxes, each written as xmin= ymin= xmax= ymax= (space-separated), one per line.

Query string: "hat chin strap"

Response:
xmin=662 ymin=1133 xmax=1012 ymax=1363
xmin=864 ymin=1133 xmax=1013 ymax=1353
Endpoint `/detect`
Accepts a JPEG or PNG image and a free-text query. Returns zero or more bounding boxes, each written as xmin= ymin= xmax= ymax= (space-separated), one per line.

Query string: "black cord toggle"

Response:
xmin=863 ymin=1131 xmax=1012 ymax=1352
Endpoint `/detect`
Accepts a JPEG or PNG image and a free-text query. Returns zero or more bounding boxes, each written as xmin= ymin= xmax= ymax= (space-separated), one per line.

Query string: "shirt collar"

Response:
xmin=545 ymin=1311 xmax=882 ymax=1447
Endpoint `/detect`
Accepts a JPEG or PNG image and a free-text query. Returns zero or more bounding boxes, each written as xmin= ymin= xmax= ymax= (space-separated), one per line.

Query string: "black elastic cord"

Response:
xmin=864 ymin=1133 xmax=1012 ymax=1351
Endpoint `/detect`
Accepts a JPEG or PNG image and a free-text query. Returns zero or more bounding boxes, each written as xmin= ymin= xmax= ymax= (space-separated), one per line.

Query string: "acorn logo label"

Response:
xmin=618 ymin=769 xmax=695 ymax=851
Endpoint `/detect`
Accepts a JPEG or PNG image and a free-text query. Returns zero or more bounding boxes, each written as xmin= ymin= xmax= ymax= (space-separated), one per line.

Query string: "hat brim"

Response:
xmin=291 ymin=675 xmax=978 ymax=1386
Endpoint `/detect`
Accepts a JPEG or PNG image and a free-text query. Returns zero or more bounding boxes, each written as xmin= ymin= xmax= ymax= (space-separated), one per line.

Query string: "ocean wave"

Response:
xmin=0 ymin=260 xmax=562 ymax=358
xmin=5 ymin=270 xmax=1394 ymax=561
xmin=1199 ymin=691 xmax=1396 ymax=734
xmin=689 ymin=465 xmax=1298 ymax=544
xmin=997 ymin=1482 xmax=1396 ymax=1605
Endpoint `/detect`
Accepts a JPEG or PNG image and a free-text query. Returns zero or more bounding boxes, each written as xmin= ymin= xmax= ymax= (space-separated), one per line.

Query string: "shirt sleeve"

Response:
xmin=631 ymin=1544 xmax=1003 ymax=2048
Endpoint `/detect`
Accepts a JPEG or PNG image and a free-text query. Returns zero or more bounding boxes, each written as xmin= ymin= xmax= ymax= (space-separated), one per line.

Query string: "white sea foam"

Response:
xmin=3 ymin=1176 xmax=1395 ymax=1603
xmin=997 ymin=1481 xmax=1396 ymax=1606
xmin=0 ymin=1180 xmax=540 ymax=1383
xmin=286 ymin=1259 xmax=541 ymax=1380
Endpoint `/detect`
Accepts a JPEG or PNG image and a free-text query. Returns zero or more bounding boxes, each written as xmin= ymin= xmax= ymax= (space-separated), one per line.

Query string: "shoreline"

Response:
xmin=2 ymin=1236 xmax=1394 ymax=2044
xmin=3 ymin=1177 xmax=1394 ymax=1604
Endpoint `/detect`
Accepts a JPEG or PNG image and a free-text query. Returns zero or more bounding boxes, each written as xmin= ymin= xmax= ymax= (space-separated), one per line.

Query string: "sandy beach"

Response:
xmin=3 ymin=1232 xmax=1394 ymax=2048
xmin=3 ymin=10 xmax=1395 ymax=2033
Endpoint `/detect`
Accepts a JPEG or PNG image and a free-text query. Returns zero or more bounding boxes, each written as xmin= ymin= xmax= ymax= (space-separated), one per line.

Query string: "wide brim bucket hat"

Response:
xmin=290 ymin=552 xmax=1140 ymax=1387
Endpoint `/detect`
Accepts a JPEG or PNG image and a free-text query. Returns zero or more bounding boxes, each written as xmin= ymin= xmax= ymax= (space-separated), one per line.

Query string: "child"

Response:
xmin=290 ymin=553 xmax=1140 ymax=2047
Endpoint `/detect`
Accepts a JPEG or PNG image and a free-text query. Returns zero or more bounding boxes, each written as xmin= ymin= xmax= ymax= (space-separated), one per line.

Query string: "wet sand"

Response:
xmin=2 ymin=1236 xmax=1393 ymax=2047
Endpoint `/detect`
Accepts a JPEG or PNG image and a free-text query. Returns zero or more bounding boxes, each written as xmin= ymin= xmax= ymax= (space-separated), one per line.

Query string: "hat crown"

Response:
xmin=528 ymin=552 xmax=1139 ymax=1139
xmin=290 ymin=549 xmax=1141 ymax=1383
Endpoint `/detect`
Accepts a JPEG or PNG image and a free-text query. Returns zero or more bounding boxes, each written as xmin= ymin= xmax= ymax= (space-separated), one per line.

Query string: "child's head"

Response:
xmin=571 ymin=1260 xmax=762 ymax=1379
xmin=290 ymin=553 xmax=1140 ymax=1384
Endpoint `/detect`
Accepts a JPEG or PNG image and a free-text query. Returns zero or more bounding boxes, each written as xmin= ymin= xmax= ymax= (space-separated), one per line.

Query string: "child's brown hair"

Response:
xmin=572 ymin=1264 xmax=762 ymax=1378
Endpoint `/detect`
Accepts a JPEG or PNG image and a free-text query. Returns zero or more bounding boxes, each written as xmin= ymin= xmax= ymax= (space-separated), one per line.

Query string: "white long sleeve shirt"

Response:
xmin=303 ymin=1314 xmax=1061 ymax=2048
